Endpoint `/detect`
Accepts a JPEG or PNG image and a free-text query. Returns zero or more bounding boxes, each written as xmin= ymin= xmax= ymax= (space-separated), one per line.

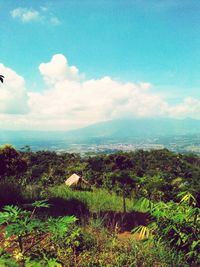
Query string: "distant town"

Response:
xmin=7 ymin=134 xmax=199 ymax=155
xmin=56 ymin=138 xmax=200 ymax=155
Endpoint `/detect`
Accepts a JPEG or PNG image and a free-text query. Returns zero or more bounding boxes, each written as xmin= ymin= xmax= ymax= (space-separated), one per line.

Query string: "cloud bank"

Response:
xmin=0 ymin=54 xmax=200 ymax=130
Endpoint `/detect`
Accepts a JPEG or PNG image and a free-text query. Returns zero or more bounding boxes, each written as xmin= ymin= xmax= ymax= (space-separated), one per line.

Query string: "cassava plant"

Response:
xmin=0 ymin=200 xmax=77 ymax=265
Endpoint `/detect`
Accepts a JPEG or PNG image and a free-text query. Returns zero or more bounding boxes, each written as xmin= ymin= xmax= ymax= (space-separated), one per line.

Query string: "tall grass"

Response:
xmin=22 ymin=184 xmax=44 ymax=202
xmin=46 ymin=185 xmax=136 ymax=213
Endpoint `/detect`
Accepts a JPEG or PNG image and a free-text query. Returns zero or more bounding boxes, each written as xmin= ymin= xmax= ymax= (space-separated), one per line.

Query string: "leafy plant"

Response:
xmin=0 ymin=201 xmax=77 ymax=265
xmin=133 ymin=192 xmax=200 ymax=264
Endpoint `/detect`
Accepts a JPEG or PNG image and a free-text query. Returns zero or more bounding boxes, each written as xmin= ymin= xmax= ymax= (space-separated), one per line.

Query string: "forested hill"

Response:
xmin=25 ymin=148 xmax=200 ymax=199
xmin=1 ymin=145 xmax=199 ymax=205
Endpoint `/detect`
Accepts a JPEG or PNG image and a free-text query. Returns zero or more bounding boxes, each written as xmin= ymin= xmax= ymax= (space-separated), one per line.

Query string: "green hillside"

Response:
xmin=0 ymin=145 xmax=199 ymax=266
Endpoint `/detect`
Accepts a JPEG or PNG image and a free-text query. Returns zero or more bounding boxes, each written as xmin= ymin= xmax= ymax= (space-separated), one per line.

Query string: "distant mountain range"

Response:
xmin=64 ymin=118 xmax=200 ymax=142
xmin=0 ymin=118 xmax=200 ymax=150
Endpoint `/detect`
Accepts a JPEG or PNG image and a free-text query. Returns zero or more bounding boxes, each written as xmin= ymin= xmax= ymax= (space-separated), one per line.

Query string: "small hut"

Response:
xmin=65 ymin=173 xmax=89 ymax=187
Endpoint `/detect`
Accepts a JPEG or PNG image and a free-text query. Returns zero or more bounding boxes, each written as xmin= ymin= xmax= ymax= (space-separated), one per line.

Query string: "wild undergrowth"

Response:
xmin=0 ymin=146 xmax=199 ymax=266
xmin=0 ymin=204 xmax=188 ymax=267
xmin=132 ymin=192 xmax=200 ymax=265
xmin=46 ymin=185 xmax=136 ymax=213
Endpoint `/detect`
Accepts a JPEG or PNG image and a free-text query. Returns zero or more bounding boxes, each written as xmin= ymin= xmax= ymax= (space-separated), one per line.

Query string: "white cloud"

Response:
xmin=168 ymin=97 xmax=200 ymax=119
xmin=39 ymin=54 xmax=80 ymax=85
xmin=50 ymin=17 xmax=61 ymax=26
xmin=10 ymin=8 xmax=40 ymax=22
xmin=0 ymin=64 xmax=29 ymax=114
xmin=138 ymin=82 xmax=152 ymax=90
xmin=0 ymin=54 xmax=200 ymax=130
xmin=10 ymin=7 xmax=61 ymax=25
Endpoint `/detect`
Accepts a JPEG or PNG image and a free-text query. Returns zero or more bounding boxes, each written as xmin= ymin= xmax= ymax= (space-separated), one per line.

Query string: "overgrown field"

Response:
xmin=0 ymin=144 xmax=199 ymax=266
xmin=47 ymin=185 xmax=136 ymax=212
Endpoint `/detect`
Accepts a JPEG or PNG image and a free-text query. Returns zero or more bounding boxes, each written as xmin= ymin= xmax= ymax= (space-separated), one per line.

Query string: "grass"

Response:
xmin=0 ymin=184 xmax=189 ymax=266
xmin=46 ymin=185 xmax=136 ymax=213
xmin=67 ymin=217 xmax=188 ymax=267
xmin=1 ymin=217 xmax=188 ymax=267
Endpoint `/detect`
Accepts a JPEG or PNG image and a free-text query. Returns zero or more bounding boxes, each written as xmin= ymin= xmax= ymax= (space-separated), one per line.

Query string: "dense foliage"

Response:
xmin=0 ymin=144 xmax=27 ymax=179
xmin=0 ymin=144 xmax=199 ymax=266
xmin=133 ymin=193 xmax=200 ymax=265
xmin=15 ymin=146 xmax=200 ymax=203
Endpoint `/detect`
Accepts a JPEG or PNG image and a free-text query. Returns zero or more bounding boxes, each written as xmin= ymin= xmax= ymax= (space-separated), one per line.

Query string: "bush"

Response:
xmin=47 ymin=197 xmax=89 ymax=218
xmin=0 ymin=202 xmax=77 ymax=266
xmin=133 ymin=193 xmax=200 ymax=265
xmin=0 ymin=181 xmax=24 ymax=208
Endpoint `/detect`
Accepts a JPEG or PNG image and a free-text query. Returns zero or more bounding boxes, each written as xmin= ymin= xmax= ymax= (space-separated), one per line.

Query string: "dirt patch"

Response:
xmin=95 ymin=210 xmax=150 ymax=231
xmin=118 ymin=231 xmax=132 ymax=240
xmin=118 ymin=231 xmax=146 ymax=241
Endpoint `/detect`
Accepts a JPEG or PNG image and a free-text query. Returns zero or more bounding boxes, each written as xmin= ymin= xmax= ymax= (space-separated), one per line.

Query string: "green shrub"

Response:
xmin=0 ymin=202 xmax=77 ymax=266
xmin=0 ymin=181 xmax=24 ymax=208
xmin=133 ymin=192 xmax=200 ymax=265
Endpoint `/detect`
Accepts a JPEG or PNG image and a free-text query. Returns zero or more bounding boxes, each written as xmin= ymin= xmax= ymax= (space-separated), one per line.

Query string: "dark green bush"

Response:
xmin=0 ymin=181 xmax=24 ymax=208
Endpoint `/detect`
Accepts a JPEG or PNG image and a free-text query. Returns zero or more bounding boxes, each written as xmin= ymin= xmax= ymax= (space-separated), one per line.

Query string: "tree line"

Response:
xmin=0 ymin=144 xmax=200 ymax=205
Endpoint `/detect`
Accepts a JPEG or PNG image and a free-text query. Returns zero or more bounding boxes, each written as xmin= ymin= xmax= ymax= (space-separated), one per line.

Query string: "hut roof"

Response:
xmin=65 ymin=173 xmax=81 ymax=187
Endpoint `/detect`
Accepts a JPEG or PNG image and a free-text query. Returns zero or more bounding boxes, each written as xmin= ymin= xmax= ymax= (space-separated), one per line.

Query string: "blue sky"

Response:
xmin=0 ymin=0 xmax=200 ymax=130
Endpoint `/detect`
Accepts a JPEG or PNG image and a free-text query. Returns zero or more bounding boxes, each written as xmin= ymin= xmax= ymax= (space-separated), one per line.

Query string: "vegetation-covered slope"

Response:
xmin=0 ymin=144 xmax=199 ymax=266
